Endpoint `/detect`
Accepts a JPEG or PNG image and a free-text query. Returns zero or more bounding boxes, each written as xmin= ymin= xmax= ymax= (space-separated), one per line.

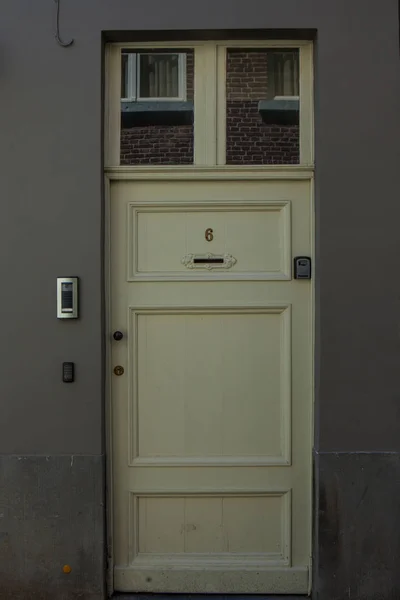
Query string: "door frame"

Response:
xmin=104 ymin=38 xmax=315 ymax=596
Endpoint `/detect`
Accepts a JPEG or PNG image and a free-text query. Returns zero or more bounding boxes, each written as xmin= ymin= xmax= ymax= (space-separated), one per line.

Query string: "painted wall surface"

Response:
xmin=0 ymin=0 xmax=398 ymax=455
xmin=0 ymin=1 xmax=399 ymax=599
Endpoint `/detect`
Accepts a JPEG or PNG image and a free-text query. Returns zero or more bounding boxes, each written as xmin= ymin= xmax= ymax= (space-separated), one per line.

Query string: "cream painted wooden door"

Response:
xmin=110 ymin=175 xmax=312 ymax=594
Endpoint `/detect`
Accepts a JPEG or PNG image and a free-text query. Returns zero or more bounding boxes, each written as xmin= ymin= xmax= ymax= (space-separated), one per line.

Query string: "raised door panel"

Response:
xmin=132 ymin=492 xmax=290 ymax=563
xmin=130 ymin=307 xmax=291 ymax=466
xmin=128 ymin=201 xmax=291 ymax=280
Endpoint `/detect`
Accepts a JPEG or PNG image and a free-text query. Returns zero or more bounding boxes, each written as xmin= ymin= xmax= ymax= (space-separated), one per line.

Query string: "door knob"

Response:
xmin=113 ymin=331 xmax=123 ymax=341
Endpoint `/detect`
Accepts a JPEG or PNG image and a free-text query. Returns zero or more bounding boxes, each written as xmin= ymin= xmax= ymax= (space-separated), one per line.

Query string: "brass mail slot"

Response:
xmin=181 ymin=253 xmax=237 ymax=271
xmin=193 ymin=257 xmax=224 ymax=264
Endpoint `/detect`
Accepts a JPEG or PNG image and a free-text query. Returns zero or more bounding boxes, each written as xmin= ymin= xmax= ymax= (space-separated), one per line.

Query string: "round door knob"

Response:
xmin=113 ymin=365 xmax=124 ymax=376
xmin=113 ymin=331 xmax=123 ymax=341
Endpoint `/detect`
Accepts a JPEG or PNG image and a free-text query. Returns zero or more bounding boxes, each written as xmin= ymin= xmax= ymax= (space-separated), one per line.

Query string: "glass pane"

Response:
xmin=267 ymin=51 xmax=299 ymax=98
xmin=226 ymin=49 xmax=299 ymax=165
xmin=139 ymin=54 xmax=180 ymax=99
xmin=120 ymin=49 xmax=194 ymax=165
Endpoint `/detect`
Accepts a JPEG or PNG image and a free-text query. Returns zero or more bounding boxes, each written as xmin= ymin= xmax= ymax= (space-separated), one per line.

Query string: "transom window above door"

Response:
xmin=106 ymin=41 xmax=313 ymax=167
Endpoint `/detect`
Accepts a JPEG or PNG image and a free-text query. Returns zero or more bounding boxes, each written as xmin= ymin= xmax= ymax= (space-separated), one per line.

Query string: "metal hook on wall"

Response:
xmin=54 ymin=0 xmax=74 ymax=47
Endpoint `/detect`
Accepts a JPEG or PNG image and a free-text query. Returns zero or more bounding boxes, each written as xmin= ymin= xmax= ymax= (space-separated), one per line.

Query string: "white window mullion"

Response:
xmin=216 ymin=46 xmax=227 ymax=165
xmin=194 ymin=44 xmax=217 ymax=166
xmin=299 ymin=44 xmax=314 ymax=166
xmin=105 ymin=45 xmax=121 ymax=167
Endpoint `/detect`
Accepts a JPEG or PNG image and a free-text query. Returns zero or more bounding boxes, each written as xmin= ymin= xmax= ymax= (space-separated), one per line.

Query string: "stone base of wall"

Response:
xmin=2 ymin=452 xmax=400 ymax=599
xmin=0 ymin=455 xmax=105 ymax=600
xmin=314 ymin=452 xmax=400 ymax=600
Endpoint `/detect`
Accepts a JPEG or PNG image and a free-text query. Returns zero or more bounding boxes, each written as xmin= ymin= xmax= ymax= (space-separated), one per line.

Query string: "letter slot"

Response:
xmin=181 ymin=253 xmax=237 ymax=271
xmin=193 ymin=257 xmax=224 ymax=264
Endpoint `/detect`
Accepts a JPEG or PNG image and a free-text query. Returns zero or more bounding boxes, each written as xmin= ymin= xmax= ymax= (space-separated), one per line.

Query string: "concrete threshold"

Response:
xmin=112 ymin=595 xmax=309 ymax=600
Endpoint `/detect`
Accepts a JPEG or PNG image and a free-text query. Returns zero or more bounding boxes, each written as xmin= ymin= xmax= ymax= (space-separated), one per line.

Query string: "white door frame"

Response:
xmin=104 ymin=38 xmax=314 ymax=596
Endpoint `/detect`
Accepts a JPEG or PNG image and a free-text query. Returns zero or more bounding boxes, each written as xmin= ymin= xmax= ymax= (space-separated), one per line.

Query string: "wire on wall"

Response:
xmin=55 ymin=0 xmax=74 ymax=47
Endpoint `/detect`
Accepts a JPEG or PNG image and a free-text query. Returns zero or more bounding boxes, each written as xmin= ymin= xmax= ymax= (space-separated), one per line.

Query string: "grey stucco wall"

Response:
xmin=0 ymin=1 xmax=399 ymax=599
xmin=0 ymin=0 xmax=398 ymax=456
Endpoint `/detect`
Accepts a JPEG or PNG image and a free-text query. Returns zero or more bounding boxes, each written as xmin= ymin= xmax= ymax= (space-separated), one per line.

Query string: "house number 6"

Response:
xmin=205 ymin=228 xmax=214 ymax=242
